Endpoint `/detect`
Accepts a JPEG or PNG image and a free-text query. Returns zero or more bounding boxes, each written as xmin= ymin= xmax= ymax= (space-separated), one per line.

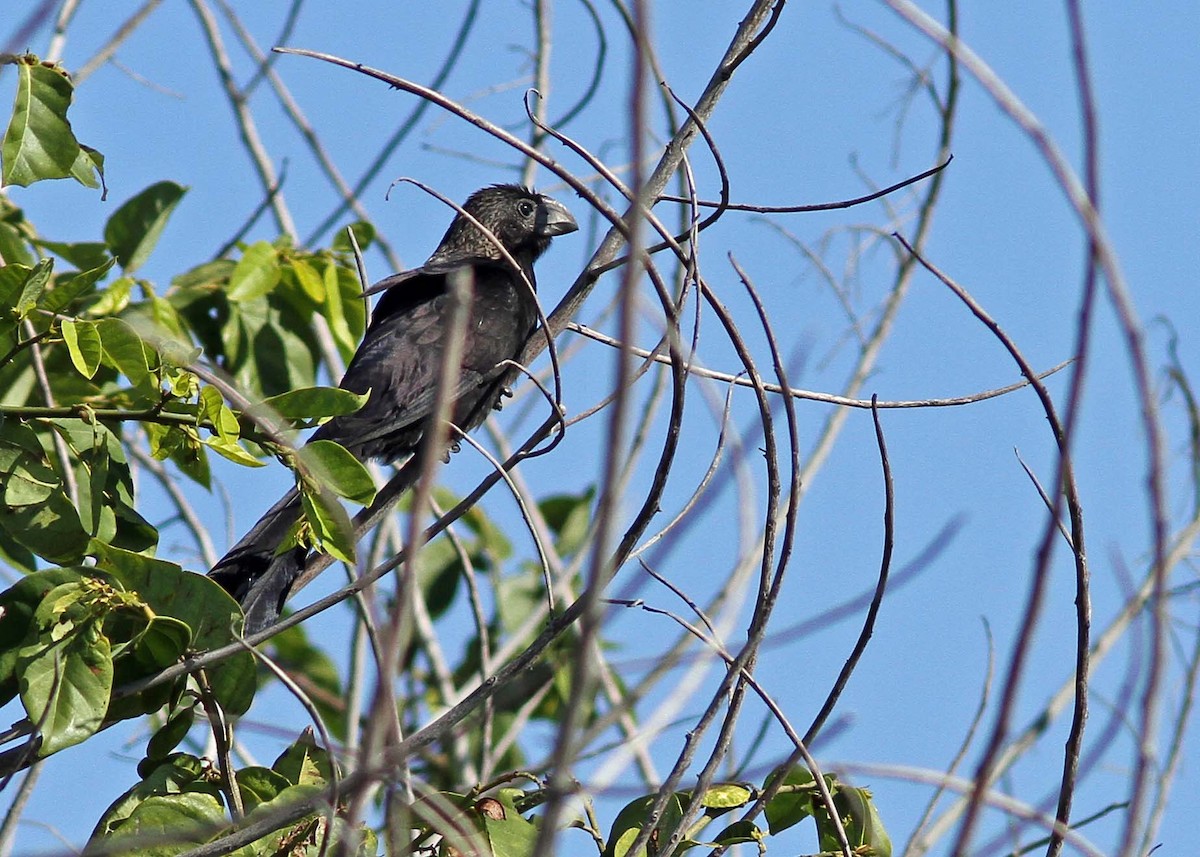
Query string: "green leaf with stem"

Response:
xmin=19 ymin=617 xmax=113 ymax=755
xmin=301 ymin=439 xmax=376 ymax=505
xmin=1 ymin=57 xmax=101 ymax=189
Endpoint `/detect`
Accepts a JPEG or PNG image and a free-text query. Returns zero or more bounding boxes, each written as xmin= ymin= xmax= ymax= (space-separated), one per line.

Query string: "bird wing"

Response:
xmin=315 ymin=261 xmax=535 ymax=459
xmin=361 ymin=254 xmax=527 ymax=300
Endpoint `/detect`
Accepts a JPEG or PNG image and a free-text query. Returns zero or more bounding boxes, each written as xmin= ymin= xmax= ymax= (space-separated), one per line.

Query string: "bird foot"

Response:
xmin=493 ymin=386 xmax=514 ymax=411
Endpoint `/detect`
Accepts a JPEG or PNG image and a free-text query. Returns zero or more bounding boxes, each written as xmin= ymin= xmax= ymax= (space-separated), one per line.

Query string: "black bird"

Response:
xmin=209 ymin=185 xmax=578 ymax=633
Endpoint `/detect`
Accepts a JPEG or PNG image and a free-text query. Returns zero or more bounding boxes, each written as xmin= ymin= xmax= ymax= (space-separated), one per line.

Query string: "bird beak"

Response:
xmin=536 ymin=197 xmax=579 ymax=238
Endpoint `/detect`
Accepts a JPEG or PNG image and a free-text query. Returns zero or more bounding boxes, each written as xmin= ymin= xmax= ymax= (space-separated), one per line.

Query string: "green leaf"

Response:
xmin=34 ymin=238 xmax=111 ymax=271
xmin=133 ymin=616 xmax=192 ymax=670
xmin=11 ymin=257 xmax=53 ymax=319
xmin=0 ymin=420 xmax=58 ymax=497
xmin=604 ymin=793 xmax=685 ymax=857
xmin=482 ymin=795 xmax=539 ymax=857
xmin=205 ymin=649 xmax=256 ymax=718
xmin=70 ymin=143 xmax=105 ymax=192
xmin=27 ymin=418 xmax=156 ymax=557
xmin=97 ymin=317 xmax=153 ymax=388
xmin=164 ymin=426 xmax=211 ymax=489
xmin=764 ymin=766 xmax=816 ymax=835
xmin=261 ymin=386 xmax=369 ymax=420
xmin=301 ymin=439 xmax=376 ymax=505
xmin=87 ymin=274 xmax=134 ymax=317
xmin=710 ymin=820 xmax=763 ymax=848
xmin=61 ymin=318 xmax=103 ymax=378
xmin=1 ymin=58 xmax=98 ymax=189
xmin=0 ymin=527 xmax=36 ymax=574
xmin=92 ymin=753 xmax=210 ymax=839
xmin=0 ymin=220 xmax=34 ymax=266
xmin=300 ymin=486 xmax=355 ymax=564
xmin=0 ymin=420 xmax=90 ymax=561
xmin=409 ymin=792 xmax=480 ymax=854
xmin=169 ymin=258 xmax=235 ymax=291
xmin=272 ymin=729 xmax=335 ymax=786
xmin=33 ymin=580 xmax=90 ymax=634
xmin=122 ymin=293 xmax=193 ymax=350
xmin=87 ymin=547 xmax=210 ymax=629
xmin=818 ymin=786 xmax=891 ymax=857
xmin=2 ymin=490 xmax=91 ymax=563
xmin=2 ymin=453 xmax=59 ymax=505
xmin=0 ymin=264 xmax=29 ymax=340
xmin=699 ymin=783 xmax=753 ymax=810
xmin=331 ymin=220 xmax=376 ymax=254
xmin=0 ymin=262 xmax=30 ymax=305
xmin=42 ymin=256 xmax=116 ymax=313
xmin=101 ymin=791 xmax=224 ymax=851
xmin=197 ymin=385 xmax=239 ymax=442
xmin=227 ymin=240 xmax=280 ymax=302
xmin=144 ymin=703 xmax=196 ymax=762
xmin=235 ymin=766 xmax=292 ymax=812
xmin=239 ymin=783 xmax=350 ymax=850
xmin=166 ymin=367 xmax=199 ymax=398
xmin=218 ymin=293 xmax=321 ymax=399
xmin=201 ymin=435 xmax=266 ymax=468
xmin=0 ymin=567 xmax=84 ymax=705
xmin=19 ymin=618 xmax=113 ymax=755
xmin=111 ymin=501 xmax=158 ymax=556
xmin=289 ymin=256 xmax=326 ymax=302
xmin=323 ymin=261 xmax=364 ymax=362
xmin=103 ymin=181 xmax=187 ymax=273
xmin=74 ymin=437 xmax=110 ymax=538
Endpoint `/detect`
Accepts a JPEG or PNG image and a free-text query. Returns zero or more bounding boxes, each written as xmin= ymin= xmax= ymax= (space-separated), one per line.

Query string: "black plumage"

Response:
xmin=209 ymin=185 xmax=577 ymax=632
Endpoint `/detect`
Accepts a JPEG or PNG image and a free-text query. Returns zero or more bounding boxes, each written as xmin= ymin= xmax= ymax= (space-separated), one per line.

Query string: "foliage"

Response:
xmin=0 ymin=5 xmax=1195 ymax=857
xmin=0 ymin=50 xmax=397 ymax=850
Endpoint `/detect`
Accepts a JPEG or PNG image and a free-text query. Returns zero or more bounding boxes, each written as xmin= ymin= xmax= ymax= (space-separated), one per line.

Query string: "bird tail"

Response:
xmin=209 ymin=487 xmax=308 ymax=634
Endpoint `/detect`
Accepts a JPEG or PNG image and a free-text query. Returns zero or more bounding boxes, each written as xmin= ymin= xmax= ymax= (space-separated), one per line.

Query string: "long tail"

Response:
xmin=208 ymin=488 xmax=308 ymax=634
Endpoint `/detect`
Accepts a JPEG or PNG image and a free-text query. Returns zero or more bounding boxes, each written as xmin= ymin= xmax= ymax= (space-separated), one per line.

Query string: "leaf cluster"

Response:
xmin=603 ymin=767 xmax=889 ymax=857
xmin=88 ymin=730 xmax=377 ymax=855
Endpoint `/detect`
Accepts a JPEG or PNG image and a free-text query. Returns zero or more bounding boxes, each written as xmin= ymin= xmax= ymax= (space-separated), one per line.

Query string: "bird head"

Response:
xmin=428 ymin=184 xmax=578 ymax=267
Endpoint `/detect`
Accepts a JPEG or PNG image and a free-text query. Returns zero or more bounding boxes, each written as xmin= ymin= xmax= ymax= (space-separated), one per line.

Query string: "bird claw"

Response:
xmin=493 ymin=386 xmax=513 ymax=411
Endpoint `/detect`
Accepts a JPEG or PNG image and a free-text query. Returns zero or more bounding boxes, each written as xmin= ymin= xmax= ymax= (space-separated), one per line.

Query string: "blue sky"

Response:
xmin=3 ymin=2 xmax=1199 ymax=854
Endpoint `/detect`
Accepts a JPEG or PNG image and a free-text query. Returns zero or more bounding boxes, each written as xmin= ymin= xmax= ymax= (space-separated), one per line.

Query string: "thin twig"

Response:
xmin=195 ymin=668 xmax=244 ymax=821
xmin=903 ymin=620 xmax=996 ymax=857
xmin=188 ymin=0 xmax=296 ymax=240
xmin=22 ymin=320 xmax=78 ymax=506
xmin=570 ymin=322 xmax=1071 ymax=409
xmin=303 ymin=0 xmax=483 ymax=245
xmin=803 ymin=394 xmax=895 ymax=744
xmin=127 ymin=442 xmax=220 ymax=568
xmin=73 ymin=0 xmax=164 ymax=83
xmin=657 ymin=156 xmax=951 ymax=213
xmin=244 ymin=642 xmax=340 ymax=857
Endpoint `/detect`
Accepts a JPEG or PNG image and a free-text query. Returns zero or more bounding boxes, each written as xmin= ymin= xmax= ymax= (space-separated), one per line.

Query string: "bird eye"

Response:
xmin=517 ymin=200 xmax=535 ymax=217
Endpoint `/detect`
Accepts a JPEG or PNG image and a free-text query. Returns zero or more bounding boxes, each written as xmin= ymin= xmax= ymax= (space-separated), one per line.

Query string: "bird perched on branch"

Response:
xmin=209 ymin=184 xmax=578 ymax=633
